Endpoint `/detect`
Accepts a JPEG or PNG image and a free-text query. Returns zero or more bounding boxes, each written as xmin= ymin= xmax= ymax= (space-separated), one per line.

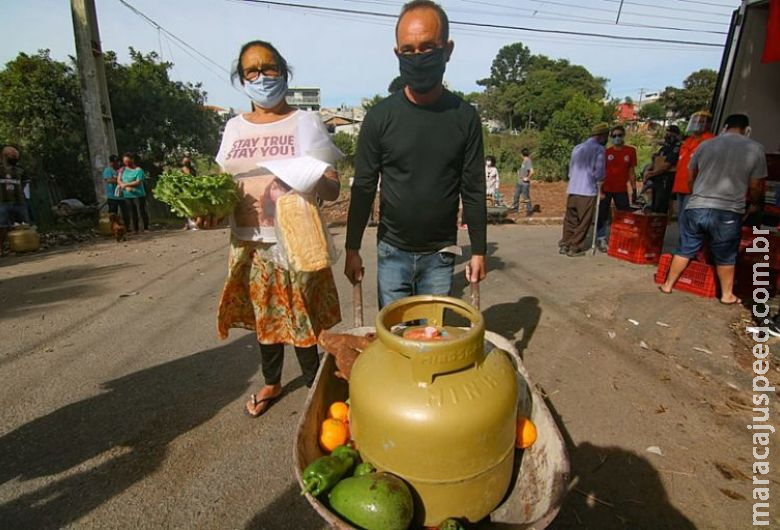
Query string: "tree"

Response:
xmin=477 ymin=42 xmax=532 ymax=88
xmin=331 ymin=131 xmax=356 ymax=165
xmin=362 ymin=94 xmax=384 ymax=112
xmin=105 ymin=49 xmax=220 ymax=165
xmin=639 ymin=101 xmax=666 ymax=122
xmin=0 ymin=50 xmax=92 ymax=204
xmin=660 ymin=68 xmax=717 ymax=119
xmin=538 ymin=93 xmax=604 ymax=180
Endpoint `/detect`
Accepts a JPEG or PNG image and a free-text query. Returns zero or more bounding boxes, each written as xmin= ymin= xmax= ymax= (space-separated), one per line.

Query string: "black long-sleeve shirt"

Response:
xmin=346 ymin=89 xmax=487 ymax=255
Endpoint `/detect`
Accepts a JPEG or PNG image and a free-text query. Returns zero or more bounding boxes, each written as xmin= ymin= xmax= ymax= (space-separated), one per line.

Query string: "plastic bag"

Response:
xmin=273 ymin=191 xmax=339 ymax=272
xmin=259 ymin=156 xmax=331 ymax=195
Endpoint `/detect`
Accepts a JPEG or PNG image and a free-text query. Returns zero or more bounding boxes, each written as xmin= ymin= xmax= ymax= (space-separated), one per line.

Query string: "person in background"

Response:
xmin=485 ymin=155 xmax=499 ymax=204
xmin=345 ymin=0 xmax=487 ymax=307
xmin=216 ymin=39 xmax=342 ymax=418
xmin=559 ymin=123 xmax=608 ymax=257
xmin=180 ymin=156 xmax=200 ymax=230
xmin=659 ymin=114 xmax=767 ymax=304
xmin=647 ymin=124 xmax=682 ymax=214
xmin=104 ymin=154 xmax=130 ymax=229
xmin=119 ymin=152 xmax=150 ymax=234
xmin=672 ymin=111 xmax=714 ymax=227
xmin=0 ymin=145 xmax=29 ymax=254
xmin=511 ymin=148 xmax=534 ymax=217
xmin=595 ymin=125 xmax=636 ymax=252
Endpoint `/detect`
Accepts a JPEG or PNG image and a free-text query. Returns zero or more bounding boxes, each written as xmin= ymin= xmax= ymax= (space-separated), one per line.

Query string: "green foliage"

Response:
xmin=0 ymin=48 xmax=223 ymax=210
xmin=362 ymin=94 xmax=385 ymax=112
xmin=660 ymin=68 xmax=717 ymax=120
xmin=0 ymin=50 xmax=92 ymax=202
xmin=639 ymin=101 xmax=666 ymax=121
xmin=483 ymin=129 xmax=540 ymax=183
xmin=105 ymin=49 xmax=221 ymax=162
xmin=153 ymin=170 xmax=238 ymax=218
xmin=332 ymin=131 xmax=357 ymax=169
xmin=477 ymin=43 xmax=607 ymax=130
xmin=477 ymin=42 xmax=532 ymax=88
xmin=537 ymin=94 xmax=604 ymax=180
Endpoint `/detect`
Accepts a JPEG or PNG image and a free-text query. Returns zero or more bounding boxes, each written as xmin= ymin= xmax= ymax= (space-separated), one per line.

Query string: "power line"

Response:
xmin=456 ymin=0 xmax=727 ymax=35
xmin=528 ymin=0 xmax=729 ymax=25
xmin=116 ymin=0 xmax=231 ymax=76
xmin=673 ymin=0 xmax=737 ymax=7
xmin=236 ymin=0 xmax=724 ymax=47
xmin=601 ymin=0 xmax=732 ymax=17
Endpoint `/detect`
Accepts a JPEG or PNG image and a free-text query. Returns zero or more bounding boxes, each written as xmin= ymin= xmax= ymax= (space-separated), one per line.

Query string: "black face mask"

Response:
xmin=6 ymin=158 xmax=19 ymax=166
xmin=398 ymin=48 xmax=446 ymax=95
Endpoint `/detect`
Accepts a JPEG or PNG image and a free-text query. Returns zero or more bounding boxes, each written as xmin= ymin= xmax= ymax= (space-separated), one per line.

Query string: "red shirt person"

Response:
xmin=595 ymin=125 xmax=637 ymax=251
xmin=673 ymin=111 xmax=715 ymax=225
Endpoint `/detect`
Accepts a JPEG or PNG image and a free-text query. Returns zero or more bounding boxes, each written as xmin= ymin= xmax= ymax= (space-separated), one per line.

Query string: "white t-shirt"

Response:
xmin=216 ymin=110 xmax=342 ymax=242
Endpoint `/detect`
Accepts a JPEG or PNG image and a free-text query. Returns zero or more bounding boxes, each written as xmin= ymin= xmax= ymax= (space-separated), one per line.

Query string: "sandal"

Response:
xmin=719 ymin=297 xmax=742 ymax=305
xmin=658 ymin=285 xmax=672 ymax=295
xmin=244 ymin=389 xmax=282 ymax=418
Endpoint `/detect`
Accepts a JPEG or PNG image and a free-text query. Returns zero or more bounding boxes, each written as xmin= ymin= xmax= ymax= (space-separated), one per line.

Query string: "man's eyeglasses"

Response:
xmin=611 ymin=134 xmax=624 ymax=138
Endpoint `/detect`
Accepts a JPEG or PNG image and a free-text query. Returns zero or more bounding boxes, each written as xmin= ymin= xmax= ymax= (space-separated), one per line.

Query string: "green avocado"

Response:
xmin=328 ymin=472 xmax=413 ymax=530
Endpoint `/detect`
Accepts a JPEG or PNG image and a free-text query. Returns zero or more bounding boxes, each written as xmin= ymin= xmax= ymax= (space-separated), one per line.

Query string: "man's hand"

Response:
xmin=465 ymin=255 xmax=487 ymax=283
xmin=344 ymin=249 xmax=364 ymax=285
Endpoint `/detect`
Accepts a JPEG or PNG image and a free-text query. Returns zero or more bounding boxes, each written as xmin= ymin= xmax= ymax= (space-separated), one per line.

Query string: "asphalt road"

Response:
xmin=0 ymin=225 xmax=778 ymax=529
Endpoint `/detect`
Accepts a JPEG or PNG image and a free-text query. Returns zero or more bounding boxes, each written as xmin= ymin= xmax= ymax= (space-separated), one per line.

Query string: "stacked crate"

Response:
xmin=607 ymin=211 xmax=668 ymax=265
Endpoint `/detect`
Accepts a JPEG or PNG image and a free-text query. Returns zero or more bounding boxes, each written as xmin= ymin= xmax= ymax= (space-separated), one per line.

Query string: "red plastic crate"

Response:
xmin=611 ymin=211 xmax=668 ymax=237
xmin=608 ymin=225 xmax=665 ymax=264
xmin=655 ymin=253 xmax=717 ymax=298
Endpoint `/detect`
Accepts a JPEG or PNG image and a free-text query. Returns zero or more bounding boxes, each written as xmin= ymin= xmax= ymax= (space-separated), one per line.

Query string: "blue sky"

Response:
xmin=2 ymin=0 xmax=737 ymax=111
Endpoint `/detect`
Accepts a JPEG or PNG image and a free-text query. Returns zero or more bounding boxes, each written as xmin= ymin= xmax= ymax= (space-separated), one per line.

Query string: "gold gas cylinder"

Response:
xmin=349 ymin=296 xmax=518 ymax=526
xmin=98 ymin=214 xmax=113 ymax=236
xmin=8 ymin=226 xmax=40 ymax=253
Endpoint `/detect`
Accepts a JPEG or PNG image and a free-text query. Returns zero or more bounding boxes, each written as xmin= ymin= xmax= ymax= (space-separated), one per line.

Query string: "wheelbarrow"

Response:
xmin=293 ymin=283 xmax=570 ymax=529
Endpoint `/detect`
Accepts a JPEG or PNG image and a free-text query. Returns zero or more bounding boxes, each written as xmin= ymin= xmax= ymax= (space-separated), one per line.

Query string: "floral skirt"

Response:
xmin=217 ymin=238 xmax=341 ymax=347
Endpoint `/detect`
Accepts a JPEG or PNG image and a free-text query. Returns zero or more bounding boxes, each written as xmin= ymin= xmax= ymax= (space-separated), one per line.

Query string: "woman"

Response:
xmin=119 ymin=153 xmax=150 ymax=233
xmin=216 ymin=40 xmax=342 ymax=418
xmin=485 ymin=155 xmax=499 ymax=204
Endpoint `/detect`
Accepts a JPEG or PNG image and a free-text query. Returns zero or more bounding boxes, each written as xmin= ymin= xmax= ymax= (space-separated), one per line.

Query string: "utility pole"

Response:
xmin=71 ymin=0 xmax=117 ymax=204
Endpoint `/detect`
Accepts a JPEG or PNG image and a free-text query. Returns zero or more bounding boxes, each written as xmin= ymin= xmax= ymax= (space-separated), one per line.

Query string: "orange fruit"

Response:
xmin=516 ymin=417 xmax=537 ymax=449
xmin=320 ymin=418 xmax=349 ymax=453
xmin=328 ymin=401 xmax=350 ymax=422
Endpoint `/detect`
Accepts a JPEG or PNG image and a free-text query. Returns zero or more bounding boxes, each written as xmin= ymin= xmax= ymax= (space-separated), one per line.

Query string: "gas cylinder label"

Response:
xmin=426 ymin=374 xmax=503 ymax=407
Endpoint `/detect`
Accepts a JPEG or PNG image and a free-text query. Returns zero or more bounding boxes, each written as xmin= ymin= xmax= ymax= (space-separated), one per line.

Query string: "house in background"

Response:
xmin=323 ymin=115 xmax=362 ymax=135
xmin=286 ymin=87 xmax=321 ymax=111
xmin=615 ymin=102 xmax=638 ymax=123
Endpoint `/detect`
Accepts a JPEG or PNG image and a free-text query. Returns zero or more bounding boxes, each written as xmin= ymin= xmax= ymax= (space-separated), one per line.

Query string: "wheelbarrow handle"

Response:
xmin=353 ymin=281 xmax=364 ymax=328
xmin=469 ymin=281 xmax=480 ymax=311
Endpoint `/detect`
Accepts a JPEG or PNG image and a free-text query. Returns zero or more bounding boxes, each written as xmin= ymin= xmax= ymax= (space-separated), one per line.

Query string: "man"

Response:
xmin=103 ymin=155 xmax=131 ymax=229
xmin=595 ymin=125 xmax=636 ymax=252
xmin=647 ymin=124 xmax=682 ymax=214
xmin=511 ymin=148 xmax=534 ymax=216
xmin=671 ymin=111 xmax=714 ymax=227
xmin=559 ymin=123 xmax=608 ymax=257
xmin=345 ymin=0 xmax=487 ymax=307
xmin=660 ymin=114 xmax=767 ymax=304
xmin=0 ymin=145 xmax=29 ymax=254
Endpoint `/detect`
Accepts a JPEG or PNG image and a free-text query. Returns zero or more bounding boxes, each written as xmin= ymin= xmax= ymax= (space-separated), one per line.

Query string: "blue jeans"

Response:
xmin=512 ymin=182 xmax=533 ymax=215
xmin=377 ymin=240 xmax=455 ymax=308
xmin=678 ymin=208 xmax=742 ymax=265
xmin=596 ymin=192 xmax=631 ymax=240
